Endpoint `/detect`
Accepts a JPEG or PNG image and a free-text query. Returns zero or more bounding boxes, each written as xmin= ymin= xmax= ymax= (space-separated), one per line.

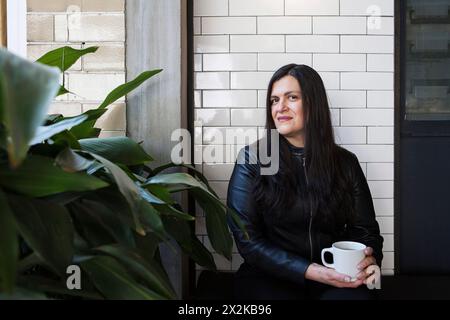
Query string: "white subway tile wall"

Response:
xmin=27 ymin=0 xmax=126 ymax=136
xmin=193 ymin=0 xmax=395 ymax=275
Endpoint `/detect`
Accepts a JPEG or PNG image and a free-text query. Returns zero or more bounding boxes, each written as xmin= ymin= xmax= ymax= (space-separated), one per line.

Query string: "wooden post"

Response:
xmin=0 ymin=0 xmax=6 ymax=47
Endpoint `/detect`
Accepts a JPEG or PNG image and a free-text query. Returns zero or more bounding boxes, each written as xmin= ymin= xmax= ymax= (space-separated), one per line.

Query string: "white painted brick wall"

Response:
xmin=202 ymin=17 xmax=256 ymax=35
xmin=313 ymin=17 xmax=366 ymax=34
xmin=340 ymin=0 xmax=394 ymax=16
xmin=313 ymin=54 xmax=366 ymax=72
xmin=68 ymin=15 xmax=125 ymax=42
xmin=231 ymin=72 xmax=272 ymax=89
xmin=334 ymin=127 xmax=366 ymax=145
xmin=368 ymin=91 xmax=394 ymax=108
xmin=195 ymin=109 xmax=230 ymax=126
xmin=341 ymin=72 xmax=394 ymax=90
xmin=203 ymin=54 xmax=257 ymax=71
xmin=258 ymin=17 xmax=311 ymax=34
xmin=367 ymin=163 xmax=394 ymax=181
xmin=374 ymin=199 xmax=394 ymax=216
xmin=230 ymin=0 xmax=284 ymax=16
xmin=287 ymin=35 xmax=340 ymax=53
xmin=194 ymin=36 xmax=230 ymax=53
xmin=231 ymin=35 xmax=285 ymax=52
xmin=368 ymin=127 xmax=394 ymax=144
xmin=367 ymin=54 xmax=394 ymax=72
xmin=231 ymin=109 xmax=266 ymax=126
xmin=194 ymin=0 xmax=395 ymax=275
xmin=341 ymin=35 xmax=394 ymax=53
xmin=195 ymin=72 xmax=230 ymax=89
xmin=341 ymin=109 xmax=394 ymax=126
xmin=258 ymin=53 xmax=312 ymax=71
xmin=194 ymin=0 xmax=229 ymax=16
xmin=27 ymin=1 xmax=126 ymax=137
xmin=285 ymin=0 xmax=339 ymax=16
xmin=328 ymin=91 xmax=366 ymax=108
xmin=203 ymin=90 xmax=257 ymax=108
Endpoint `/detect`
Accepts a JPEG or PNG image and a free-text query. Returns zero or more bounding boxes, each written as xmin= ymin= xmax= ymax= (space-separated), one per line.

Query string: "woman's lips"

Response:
xmin=277 ymin=116 xmax=292 ymax=122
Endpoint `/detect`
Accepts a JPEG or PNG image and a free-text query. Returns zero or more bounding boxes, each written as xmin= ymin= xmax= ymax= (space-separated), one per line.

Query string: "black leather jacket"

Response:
xmin=227 ymin=142 xmax=383 ymax=285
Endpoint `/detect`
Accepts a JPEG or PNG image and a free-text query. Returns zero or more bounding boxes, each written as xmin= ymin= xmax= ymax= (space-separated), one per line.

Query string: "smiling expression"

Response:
xmin=270 ymin=75 xmax=305 ymax=145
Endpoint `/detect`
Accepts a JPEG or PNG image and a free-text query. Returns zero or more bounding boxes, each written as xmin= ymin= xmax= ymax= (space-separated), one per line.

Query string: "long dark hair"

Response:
xmin=253 ymin=64 xmax=355 ymax=230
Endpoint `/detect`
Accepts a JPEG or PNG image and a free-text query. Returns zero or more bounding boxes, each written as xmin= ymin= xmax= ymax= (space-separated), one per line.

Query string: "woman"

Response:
xmin=227 ymin=64 xmax=383 ymax=300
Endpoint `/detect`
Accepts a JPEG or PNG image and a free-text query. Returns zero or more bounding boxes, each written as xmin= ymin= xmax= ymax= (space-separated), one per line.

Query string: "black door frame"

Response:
xmin=186 ymin=0 xmax=197 ymax=299
xmin=394 ymin=0 xmax=402 ymax=276
xmin=395 ymin=0 xmax=450 ymax=275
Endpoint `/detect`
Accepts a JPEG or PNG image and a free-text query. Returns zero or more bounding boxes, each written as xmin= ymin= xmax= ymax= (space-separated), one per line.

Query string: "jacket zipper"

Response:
xmin=303 ymin=156 xmax=314 ymax=262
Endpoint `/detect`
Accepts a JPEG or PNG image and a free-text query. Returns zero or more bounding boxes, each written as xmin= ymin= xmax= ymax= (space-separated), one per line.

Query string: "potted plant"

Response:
xmin=0 ymin=47 xmax=244 ymax=299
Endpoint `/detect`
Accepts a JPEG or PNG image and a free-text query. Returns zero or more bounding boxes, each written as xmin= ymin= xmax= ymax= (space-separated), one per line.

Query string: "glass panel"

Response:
xmin=405 ymin=0 xmax=450 ymax=121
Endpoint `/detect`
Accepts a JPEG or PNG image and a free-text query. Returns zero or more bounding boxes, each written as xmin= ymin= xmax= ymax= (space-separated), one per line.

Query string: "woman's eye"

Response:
xmin=288 ymin=95 xmax=298 ymax=101
xmin=271 ymin=99 xmax=278 ymax=105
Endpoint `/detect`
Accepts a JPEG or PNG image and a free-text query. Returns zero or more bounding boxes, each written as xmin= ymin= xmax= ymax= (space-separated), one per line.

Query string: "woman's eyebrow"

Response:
xmin=284 ymin=91 xmax=301 ymax=95
xmin=271 ymin=90 xmax=301 ymax=98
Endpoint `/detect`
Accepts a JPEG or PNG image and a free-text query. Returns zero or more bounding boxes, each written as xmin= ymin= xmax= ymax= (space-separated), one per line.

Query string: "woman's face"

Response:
xmin=270 ymin=75 xmax=305 ymax=143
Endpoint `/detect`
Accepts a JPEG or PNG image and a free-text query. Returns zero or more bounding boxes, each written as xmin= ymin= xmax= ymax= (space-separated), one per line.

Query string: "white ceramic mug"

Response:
xmin=321 ymin=241 xmax=366 ymax=280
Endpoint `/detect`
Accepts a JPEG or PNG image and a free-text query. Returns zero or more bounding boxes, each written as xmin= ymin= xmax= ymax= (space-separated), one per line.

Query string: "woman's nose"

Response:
xmin=275 ymin=99 xmax=288 ymax=112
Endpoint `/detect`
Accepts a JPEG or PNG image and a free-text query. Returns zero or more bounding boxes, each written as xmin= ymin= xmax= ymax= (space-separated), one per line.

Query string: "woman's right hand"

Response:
xmin=305 ymin=263 xmax=364 ymax=288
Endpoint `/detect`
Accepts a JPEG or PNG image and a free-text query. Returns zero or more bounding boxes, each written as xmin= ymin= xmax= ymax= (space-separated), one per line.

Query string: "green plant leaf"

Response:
xmin=37 ymin=46 xmax=98 ymax=72
xmin=144 ymin=185 xmax=173 ymax=204
xmin=49 ymin=130 xmax=81 ymax=149
xmin=145 ymin=172 xmax=213 ymax=196
xmin=68 ymin=109 xmax=109 ymax=140
xmin=70 ymin=205 xmax=116 ymax=248
xmin=145 ymin=173 xmax=247 ymax=240
xmin=27 ymin=141 xmax=67 ymax=159
xmin=98 ymin=69 xmax=162 ymax=110
xmin=69 ymin=200 xmax=136 ymax=248
xmin=57 ymin=86 xmax=70 ymax=97
xmin=161 ymin=216 xmax=192 ymax=252
xmin=9 ymin=195 xmax=74 ymax=275
xmin=190 ymin=233 xmax=217 ymax=271
xmin=45 ymin=114 xmax=64 ymax=125
xmin=30 ymin=114 xmax=89 ymax=145
xmin=0 ymin=48 xmax=60 ymax=167
xmin=154 ymin=203 xmax=195 ymax=221
xmin=139 ymin=200 xmax=168 ymax=241
xmin=0 ymin=287 xmax=47 ymax=300
xmin=69 ymin=123 xmax=101 ymax=140
xmin=54 ymin=109 xmax=106 ymax=139
xmin=0 ymin=124 xmax=7 ymax=149
xmin=81 ymin=255 xmax=166 ymax=300
xmin=149 ymin=163 xmax=217 ymax=196
xmin=95 ymin=245 xmax=176 ymax=299
xmin=84 ymin=152 xmax=146 ymax=236
xmin=145 ymin=172 xmax=235 ymax=259
xmin=16 ymin=275 xmax=102 ymax=300
xmin=69 ymin=70 xmax=163 ymax=139
xmin=0 ymin=189 xmax=18 ymax=294
xmin=83 ymin=188 xmax=135 ymax=230
xmin=140 ymin=188 xmax=165 ymax=205
xmin=55 ymin=148 xmax=95 ymax=172
xmin=17 ymin=253 xmax=42 ymax=273
xmin=226 ymin=206 xmax=249 ymax=241
xmin=0 ymin=155 xmax=108 ymax=197
xmin=190 ymin=189 xmax=233 ymax=260
xmin=161 ymin=216 xmax=215 ymax=270
xmin=41 ymin=192 xmax=83 ymax=206
xmin=79 ymin=137 xmax=153 ymax=165
xmin=134 ymin=232 xmax=161 ymax=262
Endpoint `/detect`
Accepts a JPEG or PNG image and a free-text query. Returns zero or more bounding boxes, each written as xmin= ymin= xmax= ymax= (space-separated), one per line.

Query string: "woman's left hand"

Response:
xmin=355 ymin=247 xmax=378 ymax=284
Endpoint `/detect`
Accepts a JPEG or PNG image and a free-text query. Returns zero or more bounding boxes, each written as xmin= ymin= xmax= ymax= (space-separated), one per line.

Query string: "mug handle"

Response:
xmin=321 ymin=248 xmax=334 ymax=269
